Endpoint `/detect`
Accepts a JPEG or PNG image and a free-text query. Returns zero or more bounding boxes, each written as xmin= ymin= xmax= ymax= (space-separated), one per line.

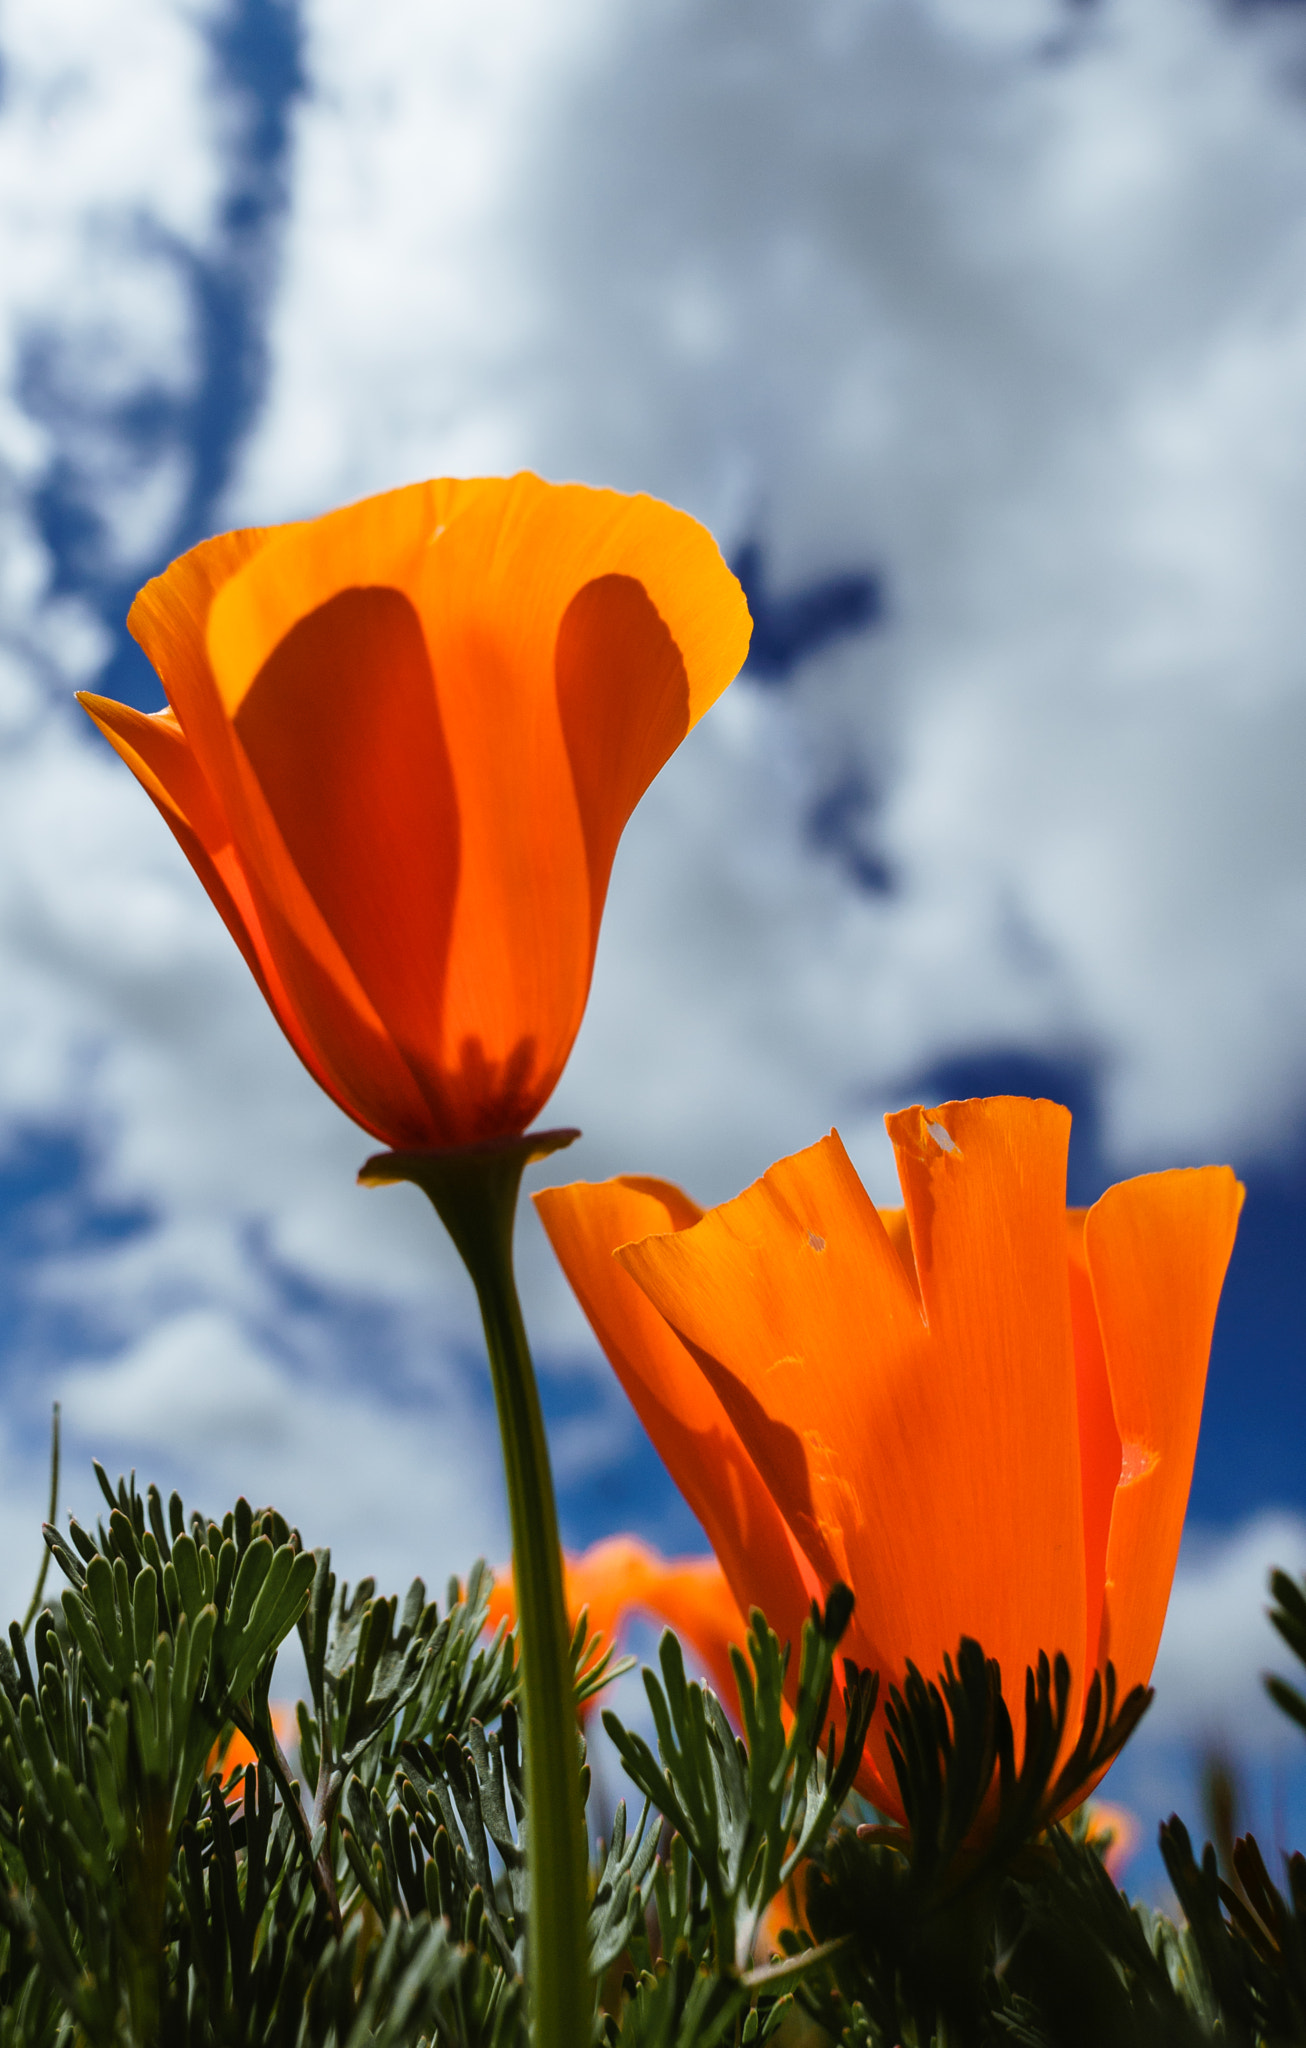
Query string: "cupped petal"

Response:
xmin=114 ymin=478 xmax=748 ymax=1151
xmin=200 ymin=487 xmax=469 ymax=1116
xmin=533 ymin=1176 xmax=820 ymax=1656
xmin=77 ymin=692 xmax=441 ymax=1147
xmin=124 ymin=498 xmax=456 ymax=1144
xmin=203 ymin=482 xmax=457 ymax=717
xmin=409 ymin=475 xmax=749 ymax=739
xmin=1086 ymin=1165 xmax=1244 ymax=1695
xmin=127 ymin=522 xmax=285 ymax=770
xmin=199 ymin=476 xmax=748 ymax=1144
xmin=77 ymin=692 xmax=289 ymax=1023
xmin=231 ymin=586 xmax=465 ymax=1132
xmin=175 ymin=484 xmax=558 ymax=1145
xmin=556 ymin=574 xmax=690 ymax=957
xmin=1066 ymin=1211 xmax=1122 ymax=1673
xmin=410 ymin=478 xmax=748 ymax=1133
xmin=618 ymin=1105 xmax=1089 ymax=1782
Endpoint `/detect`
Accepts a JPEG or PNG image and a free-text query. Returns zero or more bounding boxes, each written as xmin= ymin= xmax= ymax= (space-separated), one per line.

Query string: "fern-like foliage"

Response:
xmin=0 ymin=1471 xmax=524 ymax=2048
xmin=598 ymin=1585 xmax=876 ymax=2042
xmin=6 ymin=1468 xmax=1306 ymax=2047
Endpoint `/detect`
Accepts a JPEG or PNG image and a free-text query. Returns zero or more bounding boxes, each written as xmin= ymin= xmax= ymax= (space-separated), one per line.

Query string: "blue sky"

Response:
xmin=4 ymin=0 xmax=1306 ymax=1894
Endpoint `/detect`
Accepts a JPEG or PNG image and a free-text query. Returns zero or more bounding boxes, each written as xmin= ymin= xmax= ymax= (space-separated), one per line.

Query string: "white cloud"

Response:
xmin=233 ymin=0 xmax=1306 ymax=1185
xmin=53 ymin=1305 xmax=506 ymax=1591
xmin=1147 ymin=1512 xmax=1306 ymax=1755
xmin=4 ymin=0 xmax=1306 ymax=1615
xmin=0 ymin=0 xmax=223 ymax=611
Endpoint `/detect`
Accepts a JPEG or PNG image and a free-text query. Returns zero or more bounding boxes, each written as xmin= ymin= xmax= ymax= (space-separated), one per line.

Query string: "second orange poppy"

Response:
xmin=536 ymin=1096 xmax=1242 ymax=1815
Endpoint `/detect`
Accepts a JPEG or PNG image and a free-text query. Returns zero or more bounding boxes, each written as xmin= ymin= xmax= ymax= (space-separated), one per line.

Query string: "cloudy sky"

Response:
xmin=3 ymin=0 xmax=1306 ymax=1889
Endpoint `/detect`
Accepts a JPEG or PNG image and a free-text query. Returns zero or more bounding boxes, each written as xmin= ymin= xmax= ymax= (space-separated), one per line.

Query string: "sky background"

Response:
xmin=3 ymin=0 xmax=1306 ymax=1894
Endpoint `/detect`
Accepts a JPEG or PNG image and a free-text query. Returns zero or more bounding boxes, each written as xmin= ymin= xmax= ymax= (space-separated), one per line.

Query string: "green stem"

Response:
xmin=360 ymin=1129 xmax=590 ymax=2048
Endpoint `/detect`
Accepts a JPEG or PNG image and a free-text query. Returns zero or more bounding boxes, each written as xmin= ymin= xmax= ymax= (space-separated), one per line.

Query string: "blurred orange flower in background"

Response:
xmin=1084 ymin=1800 xmax=1140 ymax=1883
xmin=486 ymin=1533 xmax=746 ymax=1715
xmin=539 ymin=1096 xmax=1243 ymax=1818
xmin=207 ymin=1704 xmax=298 ymax=1794
xmin=80 ymin=475 xmax=750 ymax=1149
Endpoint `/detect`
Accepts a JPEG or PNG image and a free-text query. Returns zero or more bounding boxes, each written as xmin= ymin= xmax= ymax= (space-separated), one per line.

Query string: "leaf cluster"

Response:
xmin=789 ymin=1567 xmax=1306 ymax=2048
xmin=597 ymin=1585 xmax=876 ymax=2045
xmin=9 ymin=1467 xmax=1306 ymax=2048
xmin=0 ymin=1467 xmax=788 ymax=2048
xmin=0 ymin=1469 xmax=525 ymax=2048
xmin=1127 ymin=1562 xmax=1306 ymax=2048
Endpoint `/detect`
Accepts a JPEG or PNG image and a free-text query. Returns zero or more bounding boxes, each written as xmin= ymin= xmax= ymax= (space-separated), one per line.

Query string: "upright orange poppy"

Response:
xmin=485 ymin=1534 xmax=747 ymax=1715
xmin=536 ymin=1097 xmax=1242 ymax=1816
xmin=79 ymin=475 xmax=750 ymax=1148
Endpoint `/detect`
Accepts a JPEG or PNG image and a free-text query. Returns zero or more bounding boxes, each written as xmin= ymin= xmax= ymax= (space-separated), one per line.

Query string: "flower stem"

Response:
xmin=360 ymin=1129 xmax=589 ymax=2048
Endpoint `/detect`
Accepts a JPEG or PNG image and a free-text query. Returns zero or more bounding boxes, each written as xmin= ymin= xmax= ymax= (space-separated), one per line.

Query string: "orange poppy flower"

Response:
xmin=1083 ymin=1799 xmax=1139 ymax=1883
xmin=537 ymin=1097 xmax=1243 ymax=1817
xmin=207 ymin=1703 xmax=299 ymax=1795
xmin=486 ymin=1533 xmax=746 ymax=1714
xmin=79 ymin=476 xmax=750 ymax=1149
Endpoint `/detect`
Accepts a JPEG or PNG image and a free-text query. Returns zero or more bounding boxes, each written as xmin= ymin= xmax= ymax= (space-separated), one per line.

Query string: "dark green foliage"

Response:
xmin=792 ymin=1565 xmax=1306 ymax=2046
xmin=0 ymin=1473 xmax=524 ymax=2048
xmin=992 ymin=1823 xmax=1216 ymax=2048
xmin=603 ymin=1586 xmax=874 ymax=1977
xmin=800 ymin=1638 xmax=1153 ymax=2043
xmin=1266 ymin=1569 xmax=1306 ymax=1740
xmin=880 ymin=1639 xmax=1152 ymax=1878
xmin=7 ymin=1472 xmax=1306 ymax=2047
xmin=597 ymin=1588 xmax=875 ymax=2042
xmin=1132 ymin=1560 xmax=1306 ymax=2047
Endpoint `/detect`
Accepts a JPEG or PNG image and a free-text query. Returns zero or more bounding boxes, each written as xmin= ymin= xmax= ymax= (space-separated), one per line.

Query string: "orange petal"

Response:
xmin=77 ymin=691 xmax=439 ymax=1146
xmin=77 ymin=694 xmax=264 ymax=985
xmin=631 ymin=1551 xmax=750 ymax=1712
xmin=556 ymin=574 xmax=690 ymax=956
xmin=1066 ymin=1210 xmax=1122 ymax=1673
xmin=207 ymin=1702 xmax=298 ymax=1795
xmin=208 ymin=1725 xmax=259 ymax=1786
xmin=490 ymin=1537 xmax=749 ymax=1718
xmin=619 ymin=1104 xmax=1089 ymax=1790
xmin=534 ymin=1176 xmax=820 ymax=1667
xmin=565 ymin=1537 xmax=747 ymax=1710
xmin=1083 ymin=1798 xmax=1140 ymax=1883
xmin=408 ymin=479 xmax=748 ymax=1135
xmin=111 ymin=513 xmax=468 ymax=1144
xmin=1086 ymin=1165 xmax=1244 ymax=1694
xmin=483 ymin=1538 xmax=650 ymax=1652
xmin=569 ymin=1534 xmax=657 ymax=1649
xmin=482 ymin=1570 xmax=515 ymax=1645
xmin=190 ymin=489 xmax=493 ymax=1136
xmin=232 ymin=587 xmax=462 ymax=1126
xmin=203 ymin=483 xmax=455 ymax=718
xmin=127 ymin=522 xmax=284 ymax=789
xmin=882 ymin=1099 xmax=1088 ymax=1704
